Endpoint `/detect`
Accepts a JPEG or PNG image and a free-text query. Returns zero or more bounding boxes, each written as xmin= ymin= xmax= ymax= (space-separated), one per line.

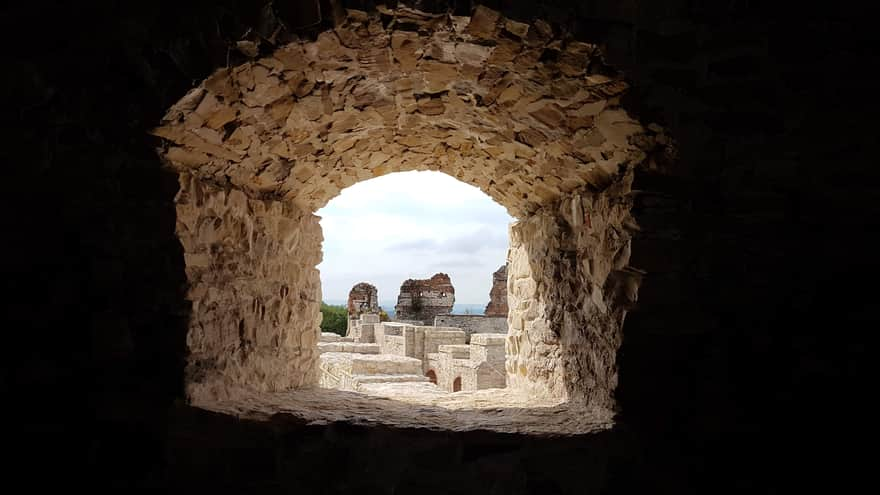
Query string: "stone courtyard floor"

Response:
xmin=195 ymin=386 xmax=615 ymax=436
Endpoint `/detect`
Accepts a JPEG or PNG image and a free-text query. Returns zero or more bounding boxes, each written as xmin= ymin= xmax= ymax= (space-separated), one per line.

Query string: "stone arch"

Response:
xmin=153 ymin=6 xmax=647 ymax=218
xmin=453 ymin=376 xmax=462 ymax=392
xmin=154 ymin=5 xmax=672 ymax=410
xmin=426 ymin=369 xmax=438 ymax=384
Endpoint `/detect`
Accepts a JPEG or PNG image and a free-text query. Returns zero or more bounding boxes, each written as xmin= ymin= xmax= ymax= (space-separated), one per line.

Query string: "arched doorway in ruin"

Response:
xmin=453 ymin=376 xmax=462 ymax=392
xmin=153 ymin=5 xmax=671 ymax=424
xmin=426 ymin=370 xmax=438 ymax=384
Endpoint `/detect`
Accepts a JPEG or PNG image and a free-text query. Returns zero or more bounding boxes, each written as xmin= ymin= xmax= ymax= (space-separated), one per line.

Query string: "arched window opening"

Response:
xmin=317 ymin=171 xmax=511 ymax=403
xmin=157 ymin=4 xmax=657 ymax=435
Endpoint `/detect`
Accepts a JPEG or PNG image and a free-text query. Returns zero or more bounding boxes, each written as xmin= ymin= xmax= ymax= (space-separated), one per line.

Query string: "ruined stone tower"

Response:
xmin=347 ymin=282 xmax=379 ymax=317
xmin=484 ymin=265 xmax=509 ymax=317
xmin=394 ymin=273 xmax=455 ymax=322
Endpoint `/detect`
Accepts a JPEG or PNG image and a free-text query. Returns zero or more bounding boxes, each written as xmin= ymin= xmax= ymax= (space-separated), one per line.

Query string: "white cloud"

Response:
xmin=316 ymin=171 xmax=514 ymax=305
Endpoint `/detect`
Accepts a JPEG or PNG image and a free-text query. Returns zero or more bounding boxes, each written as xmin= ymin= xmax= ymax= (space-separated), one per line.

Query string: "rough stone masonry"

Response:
xmin=152 ymin=5 xmax=653 ymax=218
xmin=153 ymin=4 xmax=663 ymax=407
xmin=394 ymin=273 xmax=455 ymax=322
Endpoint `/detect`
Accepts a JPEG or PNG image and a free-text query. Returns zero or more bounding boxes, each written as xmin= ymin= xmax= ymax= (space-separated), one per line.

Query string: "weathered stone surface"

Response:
xmin=176 ymin=173 xmax=322 ymax=403
xmin=394 ymin=273 xmax=455 ymax=322
xmin=433 ymin=314 xmax=507 ymax=339
xmin=152 ymin=6 xmax=647 ymax=218
xmin=346 ymin=282 xmax=378 ymax=317
xmin=209 ymin=387 xmax=611 ymax=436
xmin=464 ymin=5 xmax=501 ymax=39
xmin=505 ymin=175 xmax=638 ymax=407
xmin=484 ymin=264 xmax=509 ymax=317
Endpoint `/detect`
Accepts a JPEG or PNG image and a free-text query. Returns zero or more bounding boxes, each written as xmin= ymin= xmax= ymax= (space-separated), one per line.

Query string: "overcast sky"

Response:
xmin=316 ymin=171 xmax=514 ymax=305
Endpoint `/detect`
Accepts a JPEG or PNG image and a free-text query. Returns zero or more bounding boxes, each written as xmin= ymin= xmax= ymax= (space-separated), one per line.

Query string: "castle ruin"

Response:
xmin=394 ymin=273 xmax=455 ymax=323
xmin=322 ymin=271 xmax=509 ymax=395
xmin=484 ymin=264 xmax=509 ymax=317
xmin=320 ymin=315 xmax=506 ymax=394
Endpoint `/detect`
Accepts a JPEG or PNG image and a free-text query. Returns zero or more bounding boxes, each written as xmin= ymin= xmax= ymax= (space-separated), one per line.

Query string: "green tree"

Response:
xmin=378 ymin=308 xmax=390 ymax=322
xmin=320 ymin=303 xmax=348 ymax=336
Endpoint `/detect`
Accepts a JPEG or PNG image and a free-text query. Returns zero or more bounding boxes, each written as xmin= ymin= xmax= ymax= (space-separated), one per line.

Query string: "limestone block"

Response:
xmin=349 ymin=354 xmax=423 ymax=376
xmin=438 ymin=345 xmax=471 ymax=359
xmin=470 ymin=333 xmax=507 ymax=346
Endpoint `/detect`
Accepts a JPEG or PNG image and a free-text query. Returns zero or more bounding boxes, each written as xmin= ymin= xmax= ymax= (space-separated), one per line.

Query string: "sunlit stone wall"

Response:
xmin=176 ymin=174 xmax=323 ymax=402
xmin=506 ymin=174 xmax=643 ymax=408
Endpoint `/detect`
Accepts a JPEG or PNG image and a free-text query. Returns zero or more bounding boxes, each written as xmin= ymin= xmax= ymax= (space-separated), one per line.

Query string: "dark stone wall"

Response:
xmin=164 ymin=405 xmax=640 ymax=494
xmin=6 ymin=0 xmax=875 ymax=492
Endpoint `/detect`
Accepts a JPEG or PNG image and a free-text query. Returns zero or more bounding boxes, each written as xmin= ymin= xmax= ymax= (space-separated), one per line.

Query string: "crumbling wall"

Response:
xmin=175 ymin=173 xmax=323 ymax=402
xmin=347 ymin=282 xmax=378 ymax=317
xmin=484 ymin=264 xmax=509 ymax=317
xmin=394 ymin=273 xmax=455 ymax=322
xmin=506 ymin=173 xmax=640 ymax=408
xmin=433 ymin=315 xmax=507 ymax=340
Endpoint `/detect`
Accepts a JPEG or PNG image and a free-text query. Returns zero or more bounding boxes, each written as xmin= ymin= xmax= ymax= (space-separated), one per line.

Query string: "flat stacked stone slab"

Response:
xmin=317 ymin=342 xmax=380 ymax=354
xmin=351 ymin=374 xmax=431 ymax=386
xmin=470 ymin=333 xmax=507 ymax=346
xmin=357 ymin=381 xmax=444 ymax=396
xmin=438 ymin=344 xmax=471 ymax=359
xmin=349 ymin=354 xmax=423 ymax=375
xmin=319 ymin=352 xmax=426 ymax=391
